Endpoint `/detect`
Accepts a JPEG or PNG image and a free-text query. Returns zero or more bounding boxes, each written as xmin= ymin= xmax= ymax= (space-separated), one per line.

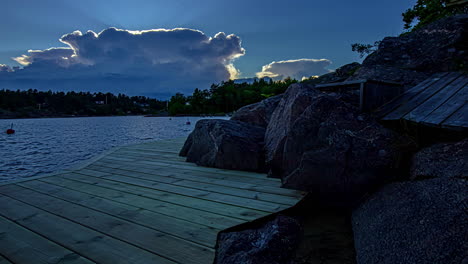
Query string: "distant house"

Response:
xmin=95 ymin=101 xmax=105 ymax=105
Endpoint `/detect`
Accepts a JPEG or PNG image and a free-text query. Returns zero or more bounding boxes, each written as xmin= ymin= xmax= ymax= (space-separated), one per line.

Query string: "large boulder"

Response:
xmin=215 ymin=215 xmax=302 ymax=264
xmin=411 ymin=139 xmax=468 ymax=180
xmin=179 ymin=119 xmax=266 ymax=172
xmin=350 ymin=14 xmax=468 ymax=87
xmin=265 ymin=83 xmax=318 ymax=177
xmin=352 ymin=178 xmax=468 ymax=264
xmin=266 ymin=83 xmax=414 ymax=206
xmin=231 ymin=94 xmax=283 ymax=128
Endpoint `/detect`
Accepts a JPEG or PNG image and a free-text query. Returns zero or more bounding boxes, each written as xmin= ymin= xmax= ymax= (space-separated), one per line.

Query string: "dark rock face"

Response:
xmin=352 ymin=178 xmax=468 ymax=264
xmin=215 ymin=215 xmax=302 ymax=264
xmin=351 ymin=14 xmax=468 ymax=87
xmin=179 ymin=119 xmax=266 ymax=172
xmin=231 ymin=94 xmax=283 ymax=128
xmin=264 ymin=83 xmax=319 ymax=177
xmin=411 ymin=139 xmax=468 ymax=180
xmin=266 ymin=83 xmax=414 ymax=206
xmin=309 ymin=62 xmax=361 ymax=84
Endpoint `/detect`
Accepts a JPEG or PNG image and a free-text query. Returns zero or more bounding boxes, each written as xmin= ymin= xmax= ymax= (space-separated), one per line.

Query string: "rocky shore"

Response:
xmin=180 ymin=15 xmax=468 ymax=264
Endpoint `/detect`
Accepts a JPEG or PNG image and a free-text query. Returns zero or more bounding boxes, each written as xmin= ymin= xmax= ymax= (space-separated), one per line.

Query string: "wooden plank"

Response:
xmin=383 ymin=72 xmax=462 ymax=120
xmin=441 ymin=102 xmax=468 ymax=128
xmin=91 ymin=160 xmax=281 ymax=187
xmin=39 ymin=176 xmax=246 ymax=229
xmin=79 ymin=166 xmax=301 ymax=205
xmin=18 ymin=180 xmax=219 ymax=248
xmin=376 ymin=72 xmax=449 ymax=117
xmin=63 ymin=172 xmax=283 ymax=215
xmin=0 ymin=184 xmax=214 ymax=264
xmin=117 ymin=147 xmax=186 ymax=158
xmin=421 ymin=83 xmax=468 ymax=125
xmin=404 ymin=75 xmax=468 ymax=122
xmin=135 ymin=159 xmax=275 ymax=180
xmin=83 ymin=164 xmax=304 ymax=198
xmin=0 ymin=215 xmax=94 ymax=264
xmin=112 ymin=149 xmax=187 ymax=161
xmin=72 ymin=171 xmax=288 ymax=212
xmin=0 ymin=194 xmax=175 ymax=264
xmin=97 ymin=156 xmax=278 ymax=182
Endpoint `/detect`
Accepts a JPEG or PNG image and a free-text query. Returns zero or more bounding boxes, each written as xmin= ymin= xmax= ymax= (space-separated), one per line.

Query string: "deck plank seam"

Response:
xmin=69 ymin=171 xmax=287 ymax=212
xmin=0 ymin=190 xmax=194 ymax=264
xmin=77 ymin=165 xmax=300 ymax=204
xmin=0 ymin=196 xmax=101 ymax=264
xmin=35 ymin=178 xmax=239 ymax=230
xmin=48 ymin=174 xmax=271 ymax=221
xmin=83 ymin=164 xmax=303 ymax=200
xmin=15 ymin=182 xmax=219 ymax=249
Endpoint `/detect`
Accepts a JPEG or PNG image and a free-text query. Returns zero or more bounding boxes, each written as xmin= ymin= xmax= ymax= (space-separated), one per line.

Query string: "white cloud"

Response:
xmin=256 ymin=58 xmax=332 ymax=80
xmin=2 ymin=27 xmax=246 ymax=97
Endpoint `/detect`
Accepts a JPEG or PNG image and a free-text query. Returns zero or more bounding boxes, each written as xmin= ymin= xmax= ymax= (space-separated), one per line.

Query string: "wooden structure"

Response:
xmin=376 ymin=72 xmax=467 ymax=132
xmin=446 ymin=0 xmax=467 ymax=7
xmin=0 ymin=138 xmax=305 ymax=264
xmin=316 ymin=79 xmax=403 ymax=112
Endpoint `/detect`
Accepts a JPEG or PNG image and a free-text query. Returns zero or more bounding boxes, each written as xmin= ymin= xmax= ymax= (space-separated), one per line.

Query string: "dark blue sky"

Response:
xmin=1 ymin=0 xmax=414 ymax=76
xmin=0 ymin=0 xmax=417 ymax=97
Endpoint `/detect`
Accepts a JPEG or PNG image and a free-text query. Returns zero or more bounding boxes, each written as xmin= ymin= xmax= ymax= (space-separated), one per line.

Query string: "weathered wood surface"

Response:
xmin=0 ymin=137 xmax=305 ymax=264
xmin=377 ymin=72 xmax=468 ymax=130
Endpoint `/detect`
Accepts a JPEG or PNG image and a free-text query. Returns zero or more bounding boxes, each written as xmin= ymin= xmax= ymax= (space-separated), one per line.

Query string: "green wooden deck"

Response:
xmin=0 ymin=138 xmax=305 ymax=264
xmin=377 ymin=72 xmax=468 ymax=130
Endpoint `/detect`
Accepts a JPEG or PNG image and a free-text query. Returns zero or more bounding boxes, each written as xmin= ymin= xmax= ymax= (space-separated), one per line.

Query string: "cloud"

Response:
xmin=0 ymin=64 xmax=12 ymax=72
xmin=1 ymin=27 xmax=245 ymax=97
xmin=256 ymin=58 xmax=332 ymax=80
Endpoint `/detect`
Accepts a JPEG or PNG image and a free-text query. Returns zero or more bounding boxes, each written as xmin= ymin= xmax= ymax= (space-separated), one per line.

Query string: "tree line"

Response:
xmin=0 ymin=78 xmax=300 ymax=118
xmin=0 ymin=89 xmax=167 ymax=118
xmin=167 ymin=78 xmax=298 ymax=116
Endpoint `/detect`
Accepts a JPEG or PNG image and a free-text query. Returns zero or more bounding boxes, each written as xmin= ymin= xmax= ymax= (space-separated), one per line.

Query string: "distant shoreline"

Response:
xmin=0 ymin=113 xmax=230 ymax=120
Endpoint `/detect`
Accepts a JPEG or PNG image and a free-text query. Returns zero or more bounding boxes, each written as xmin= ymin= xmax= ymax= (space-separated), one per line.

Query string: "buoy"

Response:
xmin=6 ymin=124 xmax=15 ymax=134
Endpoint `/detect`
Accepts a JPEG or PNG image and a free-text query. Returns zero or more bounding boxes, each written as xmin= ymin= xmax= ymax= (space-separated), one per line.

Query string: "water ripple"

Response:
xmin=0 ymin=116 xmax=226 ymax=183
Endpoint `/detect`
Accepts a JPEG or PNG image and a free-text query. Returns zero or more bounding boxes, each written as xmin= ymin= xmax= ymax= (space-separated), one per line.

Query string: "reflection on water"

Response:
xmin=0 ymin=116 xmax=226 ymax=183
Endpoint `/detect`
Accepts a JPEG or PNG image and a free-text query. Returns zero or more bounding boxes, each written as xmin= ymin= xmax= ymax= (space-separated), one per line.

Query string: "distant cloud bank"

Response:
xmin=0 ymin=28 xmax=245 ymax=97
xmin=256 ymin=58 xmax=332 ymax=80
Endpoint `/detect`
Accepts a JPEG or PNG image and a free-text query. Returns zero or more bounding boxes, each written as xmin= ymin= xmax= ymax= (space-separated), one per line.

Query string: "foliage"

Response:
xmin=0 ymin=89 xmax=166 ymax=118
xmin=168 ymin=78 xmax=298 ymax=115
xmin=402 ymin=0 xmax=467 ymax=30
xmin=351 ymin=42 xmax=381 ymax=58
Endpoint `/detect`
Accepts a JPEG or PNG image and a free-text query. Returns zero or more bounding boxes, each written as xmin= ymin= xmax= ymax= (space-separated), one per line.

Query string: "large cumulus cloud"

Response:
xmin=256 ymin=58 xmax=332 ymax=80
xmin=2 ymin=27 xmax=245 ymax=97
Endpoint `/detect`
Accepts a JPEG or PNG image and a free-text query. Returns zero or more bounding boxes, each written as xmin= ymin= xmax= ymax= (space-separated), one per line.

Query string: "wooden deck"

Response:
xmin=0 ymin=138 xmax=305 ymax=264
xmin=377 ymin=72 xmax=468 ymax=131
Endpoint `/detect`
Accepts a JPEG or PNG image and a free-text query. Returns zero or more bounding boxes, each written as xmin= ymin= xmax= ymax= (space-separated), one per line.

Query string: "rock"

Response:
xmin=231 ymin=94 xmax=283 ymax=128
xmin=306 ymin=62 xmax=361 ymax=85
xmin=179 ymin=119 xmax=266 ymax=172
xmin=352 ymin=178 xmax=468 ymax=264
xmin=264 ymin=83 xmax=319 ymax=177
xmin=350 ymin=14 xmax=468 ymax=87
xmin=215 ymin=215 xmax=303 ymax=264
xmin=411 ymin=139 xmax=468 ymax=180
xmin=266 ymin=83 xmax=414 ymax=206
xmin=350 ymin=65 xmax=430 ymax=87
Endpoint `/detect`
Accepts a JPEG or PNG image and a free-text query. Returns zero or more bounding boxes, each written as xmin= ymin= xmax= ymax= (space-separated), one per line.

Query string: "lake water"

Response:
xmin=0 ymin=116 xmax=227 ymax=183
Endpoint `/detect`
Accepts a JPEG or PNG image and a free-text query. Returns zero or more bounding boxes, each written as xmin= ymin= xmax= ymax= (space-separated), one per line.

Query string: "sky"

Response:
xmin=0 ymin=0 xmax=416 ymax=98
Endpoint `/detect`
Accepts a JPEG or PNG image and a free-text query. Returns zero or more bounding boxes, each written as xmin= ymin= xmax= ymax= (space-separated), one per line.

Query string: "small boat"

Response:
xmin=186 ymin=119 xmax=191 ymax=125
xmin=6 ymin=124 xmax=15 ymax=134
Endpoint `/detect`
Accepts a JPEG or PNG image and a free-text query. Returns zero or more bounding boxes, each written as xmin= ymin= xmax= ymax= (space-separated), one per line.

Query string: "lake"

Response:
xmin=0 ymin=116 xmax=227 ymax=183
